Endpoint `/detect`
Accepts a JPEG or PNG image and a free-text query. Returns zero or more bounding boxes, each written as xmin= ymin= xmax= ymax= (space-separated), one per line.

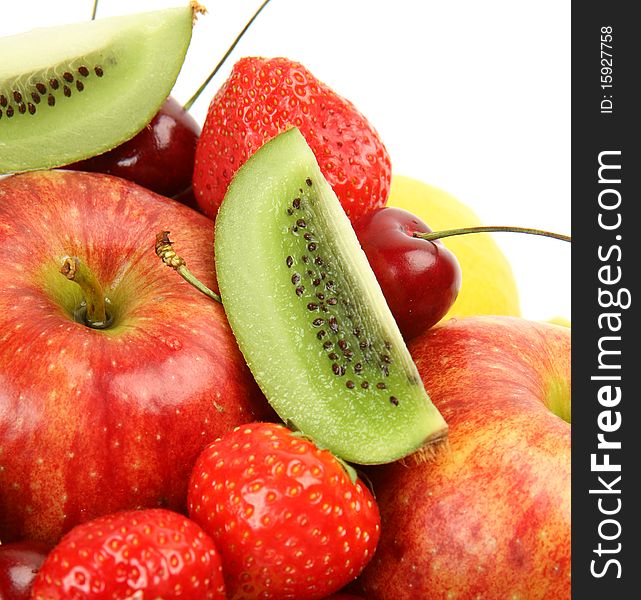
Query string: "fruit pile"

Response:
xmin=0 ymin=4 xmax=570 ymax=600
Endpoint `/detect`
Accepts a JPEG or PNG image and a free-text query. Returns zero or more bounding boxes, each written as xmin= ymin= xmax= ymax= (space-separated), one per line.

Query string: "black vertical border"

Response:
xmin=571 ymin=1 xmax=639 ymax=597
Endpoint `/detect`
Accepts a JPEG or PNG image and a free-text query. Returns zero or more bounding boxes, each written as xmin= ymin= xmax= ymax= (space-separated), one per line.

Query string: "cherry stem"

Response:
xmin=183 ymin=0 xmax=274 ymax=111
xmin=414 ymin=225 xmax=571 ymax=243
xmin=155 ymin=231 xmax=222 ymax=303
xmin=60 ymin=257 xmax=109 ymax=328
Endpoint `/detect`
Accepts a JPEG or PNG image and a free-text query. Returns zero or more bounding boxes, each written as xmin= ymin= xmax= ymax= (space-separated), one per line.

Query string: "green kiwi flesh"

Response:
xmin=0 ymin=6 xmax=194 ymax=174
xmin=214 ymin=128 xmax=448 ymax=464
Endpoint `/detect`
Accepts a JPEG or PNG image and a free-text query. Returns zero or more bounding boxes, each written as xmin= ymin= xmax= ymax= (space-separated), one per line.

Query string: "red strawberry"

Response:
xmin=187 ymin=422 xmax=380 ymax=600
xmin=30 ymin=508 xmax=225 ymax=599
xmin=193 ymin=57 xmax=391 ymax=223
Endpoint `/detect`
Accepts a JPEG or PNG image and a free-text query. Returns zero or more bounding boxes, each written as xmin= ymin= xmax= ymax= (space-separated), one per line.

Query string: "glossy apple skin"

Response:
xmin=359 ymin=317 xmax=570 ymax=600
xmin=353 ymin=207 xmax=461 ymax=340
xmin=0 ymin=170 xmax=271 ymax=545
xmin=0 ymin=541 xmax=50 ymax=600
xmin=68 ymin=96 xmax=200 ymax=205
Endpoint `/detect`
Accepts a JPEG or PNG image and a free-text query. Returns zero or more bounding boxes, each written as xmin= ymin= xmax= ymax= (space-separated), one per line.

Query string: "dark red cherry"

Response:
xmin=353 ymin=206 xmax=462 ymax=340
xmin=0 ymin=541 xmax=50 ymax=600
xmin=68 ymin=95 xmax=201 ymax=202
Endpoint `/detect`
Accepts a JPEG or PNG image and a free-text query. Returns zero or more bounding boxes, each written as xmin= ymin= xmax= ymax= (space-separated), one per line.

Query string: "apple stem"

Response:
xmin=414 ymin=226 xmax=571 ymax=243
xmin=91 ymin=0 xmax=98 ymax=20
xmin=183 ymin=0 xmax=274 ymax=111
xmin=60 ymin=257 xmax=109 ymax=329
xmin=155 ymin=231 xmax=222 ymax=303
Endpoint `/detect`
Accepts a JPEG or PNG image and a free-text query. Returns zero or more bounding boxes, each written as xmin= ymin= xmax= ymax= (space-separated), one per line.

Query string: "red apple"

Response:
xmin=358 ymin=316 xmax=570 ymax=600
xmin=0 ymin=170 xmax=271 ymax=545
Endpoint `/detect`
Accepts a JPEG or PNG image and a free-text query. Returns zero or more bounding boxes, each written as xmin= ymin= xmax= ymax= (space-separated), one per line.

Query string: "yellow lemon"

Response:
xmin=547 ymin=316 xmax=571 ymax=328
xmin=387 ymin=175 xmax=520 ymax=319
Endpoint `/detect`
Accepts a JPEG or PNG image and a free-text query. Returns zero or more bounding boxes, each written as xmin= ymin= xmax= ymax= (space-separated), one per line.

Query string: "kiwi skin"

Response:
xmin=0 ymin=6 xmax=195 ymax=175
xmin=214 ymin=128 xmax=448 ymax=465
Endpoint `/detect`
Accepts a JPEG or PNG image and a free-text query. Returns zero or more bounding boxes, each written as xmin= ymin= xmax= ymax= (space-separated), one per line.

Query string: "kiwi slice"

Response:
xmin=215 ymin=128 xmax=448 ymax=464
xmin=0 ymin=5 xmax=196 ymax=174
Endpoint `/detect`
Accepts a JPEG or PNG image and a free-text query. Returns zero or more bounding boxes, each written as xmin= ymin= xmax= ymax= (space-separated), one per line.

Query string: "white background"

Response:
xmin=2 ymin=0 xmax=571 ymax=321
